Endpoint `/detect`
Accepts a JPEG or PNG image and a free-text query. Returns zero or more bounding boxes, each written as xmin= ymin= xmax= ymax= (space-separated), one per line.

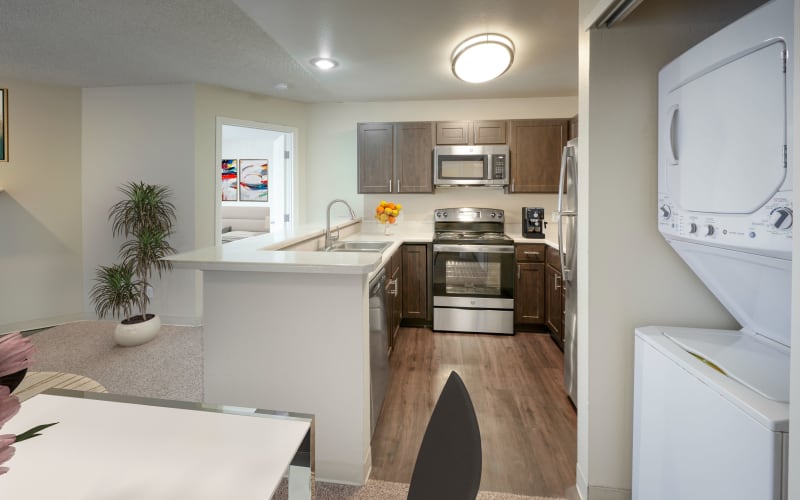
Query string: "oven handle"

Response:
xmin=433 ymin=244 xmax=515 ymax=254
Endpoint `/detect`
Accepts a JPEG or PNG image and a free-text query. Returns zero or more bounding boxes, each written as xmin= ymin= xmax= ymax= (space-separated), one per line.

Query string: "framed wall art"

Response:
xmin=238 ymin=159 xmax=269 ymax=202
xmin=221 ymin=159 xmax=238 ymax=201
xmin=0 ymin=89 xmax=7 ymax=162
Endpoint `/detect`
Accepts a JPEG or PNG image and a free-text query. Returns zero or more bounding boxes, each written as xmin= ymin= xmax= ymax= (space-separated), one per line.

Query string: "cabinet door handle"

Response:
xmin=389 ymin=179 xmax=392 ymax=192
xmin=524 ymin=251 xmax=540 ymax=256
xmin=555 ymin=274 xmax=561 ymax=290
xmin=389 ymin=279 xmax=399 ymax=296
xmin=511 ymin=179 xmax=515 ymax=192
xmin=396 ymin=179 xmax=400 ymax=192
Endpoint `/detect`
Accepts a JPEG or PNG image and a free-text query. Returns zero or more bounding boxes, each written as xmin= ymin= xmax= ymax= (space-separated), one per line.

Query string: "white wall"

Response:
xmin=0 ymin=78 xmax=84 ymax=333
xmin=305 ymin=97 xmax=577 ymax=234
xmin=576 ymin=1 xmax=769 ymax=498
xmin=82 ymin=85 xmax=198 ymax=325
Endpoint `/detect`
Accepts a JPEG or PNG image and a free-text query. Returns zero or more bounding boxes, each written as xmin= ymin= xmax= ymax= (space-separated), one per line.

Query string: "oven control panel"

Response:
xmin=434 ymin=207 xmax=505 ymax=222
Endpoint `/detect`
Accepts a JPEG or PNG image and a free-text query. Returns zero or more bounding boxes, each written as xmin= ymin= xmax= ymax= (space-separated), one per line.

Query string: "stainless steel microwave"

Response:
xmin=433 ymin=145 xmax=509 ymax=187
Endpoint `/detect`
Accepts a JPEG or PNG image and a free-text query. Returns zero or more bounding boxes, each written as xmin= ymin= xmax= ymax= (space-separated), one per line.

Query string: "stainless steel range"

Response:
xmin=432 ymin=207 xmax=515 ymax=335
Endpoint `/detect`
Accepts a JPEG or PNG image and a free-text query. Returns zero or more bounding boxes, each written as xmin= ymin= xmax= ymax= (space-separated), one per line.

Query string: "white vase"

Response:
xmin=114 ymin=314 xmax=161 ymax=347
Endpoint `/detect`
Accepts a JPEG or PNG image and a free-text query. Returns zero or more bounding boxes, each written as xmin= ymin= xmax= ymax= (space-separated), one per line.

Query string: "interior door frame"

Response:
xmin=214 ymin=116 xmax=298 ymax=245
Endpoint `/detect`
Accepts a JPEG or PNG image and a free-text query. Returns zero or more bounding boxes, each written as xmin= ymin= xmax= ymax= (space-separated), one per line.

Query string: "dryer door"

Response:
xmin=663 ymin=40 xmax=787 ymax=214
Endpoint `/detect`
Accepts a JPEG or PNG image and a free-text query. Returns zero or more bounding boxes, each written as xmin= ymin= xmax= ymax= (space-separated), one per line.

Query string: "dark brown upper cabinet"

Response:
xmin=394 ymin=122 xmax=434 ymax=193
xmin=568 ymin=115 xmax=578 ymax=140
xmin=508 ymin=119 xmax=569 ymax=193
xmin=435 ymin=120 xmax=507 ymax=145
xmin=357 ymin=122 xmax=394 ymax=193
xmin=473 ymin=120 xmax=507 ymax=144
xmin=435 ymin=121 xmax=471 ymax=145
xmin=357 ymin=122 xmax=434 ymax=194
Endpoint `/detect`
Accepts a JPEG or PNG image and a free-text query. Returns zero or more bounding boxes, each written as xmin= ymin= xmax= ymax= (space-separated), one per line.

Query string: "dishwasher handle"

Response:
xmin=370 ymin=268 xmax=387 ymax=296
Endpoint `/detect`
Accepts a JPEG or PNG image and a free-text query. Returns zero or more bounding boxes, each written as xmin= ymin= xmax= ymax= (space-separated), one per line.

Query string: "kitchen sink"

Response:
xmin=323 ymin=241 xmax=392 ymax=253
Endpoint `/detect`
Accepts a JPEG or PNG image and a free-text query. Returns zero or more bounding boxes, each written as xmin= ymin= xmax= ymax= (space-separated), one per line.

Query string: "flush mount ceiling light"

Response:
xmin=451 ymin=33 xmax=515 ymax=83
xmin=311 ymin=57 xmax=338 ymax=70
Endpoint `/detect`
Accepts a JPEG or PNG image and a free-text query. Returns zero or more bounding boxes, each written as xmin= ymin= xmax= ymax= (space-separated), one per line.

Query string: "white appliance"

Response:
xmin=557 ymin=138 xmax=577 ymax=404
xmin=633 ymin=1 xmax=794 ymax=499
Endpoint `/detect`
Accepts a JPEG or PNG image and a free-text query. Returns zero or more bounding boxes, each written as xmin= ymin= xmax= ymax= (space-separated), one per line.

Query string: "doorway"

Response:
xmin=215 ymin=117 xmax=296 ymax=242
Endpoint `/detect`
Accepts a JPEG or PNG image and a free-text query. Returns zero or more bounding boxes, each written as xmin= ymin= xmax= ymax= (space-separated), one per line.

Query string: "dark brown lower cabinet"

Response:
xmin=545 ymin=264 xmax=564 ymax=347
xmin=386 ymin=249 xmax=402 ymax=353
xmin=401 ymin=244 xmax=430 ymax=322
xmin=515 ymin=262 xmax=546 ymax=325
xmin=544 ymin=245 xmax=565 ymax=349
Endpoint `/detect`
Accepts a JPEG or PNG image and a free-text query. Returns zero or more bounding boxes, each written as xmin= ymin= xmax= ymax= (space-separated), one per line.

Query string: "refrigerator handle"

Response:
xmin=557 ymin=145 xmax=571 ymax=277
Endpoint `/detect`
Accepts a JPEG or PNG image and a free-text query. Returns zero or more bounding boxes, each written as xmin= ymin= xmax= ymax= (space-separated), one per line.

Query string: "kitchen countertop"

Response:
xmin=166 ymin=219 xmax=432 ymax=275
xmin=166 ymin=219 xmax=559 ymax=275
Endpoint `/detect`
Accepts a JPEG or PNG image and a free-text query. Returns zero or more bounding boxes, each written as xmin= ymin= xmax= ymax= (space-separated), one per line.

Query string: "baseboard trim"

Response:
xmin=588 ymin=485 xmax=631 ymax=500
xmin=159 ymin=315 xmax=203 ymax=327
xmin=0 ymin=312 xmax=90 ymax=335
xmin=313 ymin=456 xmax=371 ymax=486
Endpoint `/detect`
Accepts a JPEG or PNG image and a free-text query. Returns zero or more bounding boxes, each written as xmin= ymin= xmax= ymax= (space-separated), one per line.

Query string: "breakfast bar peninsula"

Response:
xmin=166 ymin=219 xmax=394 ymax=485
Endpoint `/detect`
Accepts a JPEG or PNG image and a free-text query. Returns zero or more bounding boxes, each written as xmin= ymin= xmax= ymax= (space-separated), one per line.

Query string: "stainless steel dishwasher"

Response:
xmin=369 ymin=267 xmax=390 ymax=438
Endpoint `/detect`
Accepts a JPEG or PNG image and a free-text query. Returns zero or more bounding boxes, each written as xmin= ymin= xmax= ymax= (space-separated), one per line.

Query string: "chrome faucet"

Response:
xmin=325 ymin=199 xmax=357 ymax=249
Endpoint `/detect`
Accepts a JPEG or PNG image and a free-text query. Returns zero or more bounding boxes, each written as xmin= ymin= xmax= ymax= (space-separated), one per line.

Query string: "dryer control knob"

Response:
xmin=688 ymin=223 xmax=698 ymax=234
xmin=769 ymin=207 xmax=793 ymax=230
xmin=659 ymin=205 xmax=671 ymax=219
xmin=705 ymin=225 xmax=715 ymax=236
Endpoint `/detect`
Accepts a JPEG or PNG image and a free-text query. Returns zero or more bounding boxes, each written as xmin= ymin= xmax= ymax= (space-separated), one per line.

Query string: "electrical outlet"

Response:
xmin=146 ymin=286 xmax=154 ymax=299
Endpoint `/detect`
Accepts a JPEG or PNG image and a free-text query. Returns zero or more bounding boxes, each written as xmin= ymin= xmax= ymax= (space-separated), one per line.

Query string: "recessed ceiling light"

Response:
xmin=274 ymin=82 xmax=289 ymax=91
xmin=451 ymin=33 xmax=515 ymax=83
xmin=311 ymin=57 xmax=338 ymax=70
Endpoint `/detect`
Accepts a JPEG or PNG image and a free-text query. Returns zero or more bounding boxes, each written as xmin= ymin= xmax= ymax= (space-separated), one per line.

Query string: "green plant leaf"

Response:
xmin=15 ymin=422 xmax=59 ymax=443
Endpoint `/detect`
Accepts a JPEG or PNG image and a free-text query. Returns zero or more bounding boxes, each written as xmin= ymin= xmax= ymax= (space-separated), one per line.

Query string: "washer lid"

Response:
xmin=664 ymin=329 xmax=789 ymax=404
xmin=668 ymin=240 xmax=792 ymax=347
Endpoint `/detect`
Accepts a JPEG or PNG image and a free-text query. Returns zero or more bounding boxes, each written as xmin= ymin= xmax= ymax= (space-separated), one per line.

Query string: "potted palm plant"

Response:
xmin=90 ymin=182 xmax=177 ymax=347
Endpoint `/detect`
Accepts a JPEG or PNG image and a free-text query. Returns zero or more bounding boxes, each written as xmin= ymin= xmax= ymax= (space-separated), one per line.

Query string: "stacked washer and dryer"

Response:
xmin=632 ymin=1 xmax=793 ymax=499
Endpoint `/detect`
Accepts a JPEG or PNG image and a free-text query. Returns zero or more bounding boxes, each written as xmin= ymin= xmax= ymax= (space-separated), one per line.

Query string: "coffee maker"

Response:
xmin=521 ymin=207 xmax=546 ymax=238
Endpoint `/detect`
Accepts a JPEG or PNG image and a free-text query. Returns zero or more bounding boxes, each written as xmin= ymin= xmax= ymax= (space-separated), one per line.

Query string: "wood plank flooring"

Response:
xmin=370 ymin=327 xmax=577 ymax=498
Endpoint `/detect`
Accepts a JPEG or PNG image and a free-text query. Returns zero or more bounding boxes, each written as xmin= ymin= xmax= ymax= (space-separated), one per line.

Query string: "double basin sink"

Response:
xmin=323 ymin=241 xmax=392 ymax=253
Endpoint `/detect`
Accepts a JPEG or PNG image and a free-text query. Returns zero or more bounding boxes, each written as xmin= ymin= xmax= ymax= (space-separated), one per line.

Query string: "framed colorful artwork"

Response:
xmin=221 ymin=159 xmax=238 ymax=201
xmin=0 ymin=89 xmax=7 ymax=162
xmin=239 ymin=159 xmax=269 ymax=202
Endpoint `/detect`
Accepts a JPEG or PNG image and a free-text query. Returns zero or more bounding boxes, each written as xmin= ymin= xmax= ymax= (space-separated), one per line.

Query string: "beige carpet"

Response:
xmin=272 ymin=478 xmax=563 ymax=500
xmin=25 ymin=320 xmax=202 ymax=402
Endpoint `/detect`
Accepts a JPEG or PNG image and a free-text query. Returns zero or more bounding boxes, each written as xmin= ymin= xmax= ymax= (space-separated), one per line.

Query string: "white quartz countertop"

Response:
xmin=506 ymin=232 xmax=559 ymax=249
xmin=166 ymin=219 xmax=560 ymax=275
xmin=166 ymin=219 xmax=432 ymax=275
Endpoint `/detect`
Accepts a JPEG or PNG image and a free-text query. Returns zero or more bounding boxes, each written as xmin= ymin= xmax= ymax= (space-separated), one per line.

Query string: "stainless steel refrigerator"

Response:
xmin=557 ymin=138 xmax=578 ymax=405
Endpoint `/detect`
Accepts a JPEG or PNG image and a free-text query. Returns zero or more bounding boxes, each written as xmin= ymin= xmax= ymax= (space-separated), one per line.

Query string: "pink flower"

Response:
xmin=0 ymin=333 xmax=35 ymax=378
xmin=0 ymin=434 xmax=15 ymax=475
xmin=0 ymin=386 xmax=20 ymax=428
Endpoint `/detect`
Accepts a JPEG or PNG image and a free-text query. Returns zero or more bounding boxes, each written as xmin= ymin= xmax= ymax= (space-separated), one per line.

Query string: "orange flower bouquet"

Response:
xmin=374 ymin=200 xmax=402 ymax=235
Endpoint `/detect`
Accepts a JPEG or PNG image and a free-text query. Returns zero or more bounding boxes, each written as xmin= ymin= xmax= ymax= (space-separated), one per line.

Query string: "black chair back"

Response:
xmin=407 ymin=371 xmax=482 ymax=500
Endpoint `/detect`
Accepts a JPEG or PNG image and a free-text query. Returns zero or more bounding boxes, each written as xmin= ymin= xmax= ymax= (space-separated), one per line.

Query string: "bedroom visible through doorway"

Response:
xmin=215 ymin=118 xmax=296 ymax=242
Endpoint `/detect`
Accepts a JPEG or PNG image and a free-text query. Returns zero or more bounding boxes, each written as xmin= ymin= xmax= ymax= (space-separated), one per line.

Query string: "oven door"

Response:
xmin=432 ymin=244 xmax=515 ymax=334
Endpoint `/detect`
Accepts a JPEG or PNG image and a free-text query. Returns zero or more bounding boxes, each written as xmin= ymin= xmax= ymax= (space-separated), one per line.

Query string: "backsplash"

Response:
xmin=361 ymin=189 xmax=558 ymax=238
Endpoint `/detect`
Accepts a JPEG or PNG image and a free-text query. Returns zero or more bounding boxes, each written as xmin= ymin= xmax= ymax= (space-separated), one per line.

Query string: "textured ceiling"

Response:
xmin=0 ymin=0 xmax=578 ymax=103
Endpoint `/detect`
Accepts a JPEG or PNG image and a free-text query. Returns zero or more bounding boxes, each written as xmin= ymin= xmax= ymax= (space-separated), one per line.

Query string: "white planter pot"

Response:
xmin=114 ymin=314 xmax=161 ymax=347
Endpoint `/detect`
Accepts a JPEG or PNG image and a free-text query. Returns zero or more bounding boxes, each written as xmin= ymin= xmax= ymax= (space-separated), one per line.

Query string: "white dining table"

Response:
xmin=0 ymin=389 xmax=314 ymax=499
